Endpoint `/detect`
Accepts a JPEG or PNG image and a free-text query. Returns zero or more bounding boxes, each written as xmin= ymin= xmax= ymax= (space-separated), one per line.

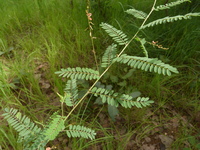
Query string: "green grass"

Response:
xmin=0 ymin=0 xmax=200 ymax=149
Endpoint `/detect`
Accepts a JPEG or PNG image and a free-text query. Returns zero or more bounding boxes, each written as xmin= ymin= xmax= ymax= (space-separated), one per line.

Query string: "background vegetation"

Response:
xmin=0 ymin=0 xmax=199 ymax=149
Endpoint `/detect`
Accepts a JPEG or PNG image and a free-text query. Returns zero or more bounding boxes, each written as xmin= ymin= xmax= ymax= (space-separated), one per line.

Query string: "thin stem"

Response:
xmin=61 ymin=102 xmax=64 ymax=116
xmin=89 ymin=28 xmax=99 ymax=71
xmin=118 ymin=0 xmax=157 ymax=56
xmin=86 ymin=0 xmax=99 ymax=72
xmin=64 ymin=0 xmax=157 ymax=122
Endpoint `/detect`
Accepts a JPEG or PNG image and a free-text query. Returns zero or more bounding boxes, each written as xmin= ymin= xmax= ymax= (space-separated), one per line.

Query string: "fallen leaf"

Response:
xmin=144 ymin=137 xmax=151 ymax=143
xmin=159 ymin=135 xmax=174 ymax=148
xmin=140 ymin=144 xmax=156 ymax=150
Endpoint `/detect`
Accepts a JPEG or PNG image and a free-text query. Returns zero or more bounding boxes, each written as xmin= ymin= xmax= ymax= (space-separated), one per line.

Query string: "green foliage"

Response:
xmin=108 ymin=105 xmax=119 ymax=121
xmin=2 ymin=108 xmax=41 ymax=143
xmin=91 ymin=87 xmax=154 ymax=108
xmin=91 ymin=86 xmax=119 ymax=107
xmin=140 ymin=13 xmax=200 ymax=29
xmin=2 ymin=108 xmax=96 ymax=150
xmin=64 ymin=79 xmax=78 ymax=106
xmin=44 ymin=115 xmax=65 ymax=141
xmin=135 ymin=37 xmax=148 ymax=57
xmin=100 ymin=23 xmax=128 ymax=45
xmin=101 ymin=44 xmax=117 ymax=68
xmin=114 ymin=54 xmax=179 ymax=76
xmin=154 ymin=0 xmax=190 ymax=11
xmin=66 ymin=125 xmax=96 ymax=140
xmin=2 ymin=108 xmax=48 ymax=150
xmin=183 ymin=135 xmax=200 ymax=150
xmin=120 ymin=96 xmax=154 ymax=108
xmin=55 ymin=67 xmax=100 ymax=80
xmin=125 ymin=8 xmax=147 ymax=19
xmin=2 ymin=0 xmax=200 ymax=149
xmin=25 ymin=133 xmax=47 ymax=150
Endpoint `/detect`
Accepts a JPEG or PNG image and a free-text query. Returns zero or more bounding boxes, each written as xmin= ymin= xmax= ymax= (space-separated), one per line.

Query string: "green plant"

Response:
xmin=2 ymin=0 xmax=200 ymax=149
xmin=183 ymin=135 xmax=200 ymax=150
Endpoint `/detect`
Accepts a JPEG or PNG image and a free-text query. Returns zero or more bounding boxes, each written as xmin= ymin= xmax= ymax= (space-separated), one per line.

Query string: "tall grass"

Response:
xmin=0 ymin=0 xmax=93 ymax=101
xmin=0 ymin=0 xmax=93 ymax=148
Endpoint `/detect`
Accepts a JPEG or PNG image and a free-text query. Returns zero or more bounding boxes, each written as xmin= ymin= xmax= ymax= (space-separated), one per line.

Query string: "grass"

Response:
xmin=0 ymin=0 xmax=200 ymax=149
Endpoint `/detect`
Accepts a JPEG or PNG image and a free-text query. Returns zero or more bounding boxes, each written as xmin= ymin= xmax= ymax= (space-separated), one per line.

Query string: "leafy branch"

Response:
xmin=114 ymin=54 xmax=179 ymax=76
xmin=101 ymin=44 xmax=117 ymax=68
xmin=125 ymin=8 xmax=147 ymax=19
xmin=154 ymin=0 xmax=190 ymax=11
xmin=91 ymin=87 xmax=154 ymax=108
xmin=66 ymin=125 xmax=96 ymax=140
xmin=55 ymin=67 xmax=100 ymax=80
xmin=140 ymin=13 xmax=200 ymax=29
xmin=100 ymin=23 xmax=129 ymax=45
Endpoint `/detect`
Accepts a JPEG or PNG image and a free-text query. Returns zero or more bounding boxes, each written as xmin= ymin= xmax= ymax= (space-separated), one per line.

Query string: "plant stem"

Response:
xmin=61 ymin=102 xmax=64 ymax=116
xmin=64 ymin=0 xmax=157 ymax=122
xmin=118 ymin=0 xmax=157 ymax=56
xmin=86 ymin=0 xmax=99 ymax=72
